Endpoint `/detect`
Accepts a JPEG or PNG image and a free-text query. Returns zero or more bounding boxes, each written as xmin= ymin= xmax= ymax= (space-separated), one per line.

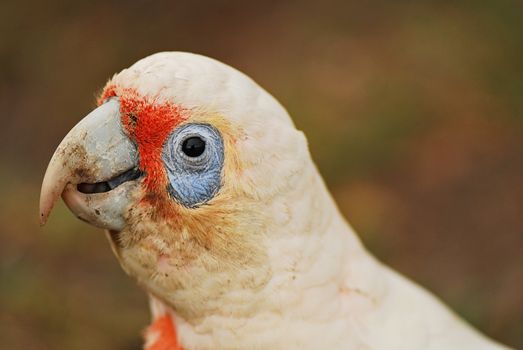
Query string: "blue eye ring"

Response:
xmin=162 ymin=123 xmax=224 ymax=208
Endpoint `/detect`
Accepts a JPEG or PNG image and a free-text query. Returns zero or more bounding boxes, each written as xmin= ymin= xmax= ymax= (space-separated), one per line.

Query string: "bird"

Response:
xmin=40 ymin=52 xmax=512 ymax=350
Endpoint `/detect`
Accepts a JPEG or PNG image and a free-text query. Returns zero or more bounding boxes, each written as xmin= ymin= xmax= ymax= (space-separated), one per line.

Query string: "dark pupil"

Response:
xmin=182 ymin=137 xmax=206 ymax=157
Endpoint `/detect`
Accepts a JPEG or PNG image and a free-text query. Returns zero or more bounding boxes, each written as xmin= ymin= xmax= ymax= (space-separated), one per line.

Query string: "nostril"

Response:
xmin=77 ymin=182 xmax=111 ymax=194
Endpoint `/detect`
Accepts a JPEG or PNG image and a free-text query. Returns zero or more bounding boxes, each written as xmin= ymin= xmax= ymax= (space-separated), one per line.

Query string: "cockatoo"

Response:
xmin=40 ymin=52 xmax=512 ymax=350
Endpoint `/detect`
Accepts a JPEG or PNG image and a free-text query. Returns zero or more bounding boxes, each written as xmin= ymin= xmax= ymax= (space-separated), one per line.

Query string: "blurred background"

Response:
xmin=1 ymin=0 xmax=522 ymax=349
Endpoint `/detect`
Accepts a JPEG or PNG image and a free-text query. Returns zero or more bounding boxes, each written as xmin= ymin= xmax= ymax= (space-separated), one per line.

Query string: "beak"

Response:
xmin=40 ymin=98 xmax=140 ymax=231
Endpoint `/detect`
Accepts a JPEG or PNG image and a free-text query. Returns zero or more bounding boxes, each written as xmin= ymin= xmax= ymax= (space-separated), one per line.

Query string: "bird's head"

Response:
xmin=40 ymin=52 xmax=321 ymax=319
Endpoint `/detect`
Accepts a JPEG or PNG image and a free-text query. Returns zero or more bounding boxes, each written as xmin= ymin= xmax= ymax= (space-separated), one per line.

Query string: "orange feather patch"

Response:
xmin=145 ymin=315 xmax=184 ymax=350
xmin=98 ymin=85 xmax=189 ymax=203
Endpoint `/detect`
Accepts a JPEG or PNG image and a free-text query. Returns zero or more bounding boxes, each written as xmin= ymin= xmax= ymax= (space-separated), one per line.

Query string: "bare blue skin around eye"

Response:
xmin=162 ymin=124 xmax=224 ymax=208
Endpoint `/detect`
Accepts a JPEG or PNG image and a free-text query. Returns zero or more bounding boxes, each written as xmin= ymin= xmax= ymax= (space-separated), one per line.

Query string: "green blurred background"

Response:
xmin=1 ymin=0 xmax=522 ymax=349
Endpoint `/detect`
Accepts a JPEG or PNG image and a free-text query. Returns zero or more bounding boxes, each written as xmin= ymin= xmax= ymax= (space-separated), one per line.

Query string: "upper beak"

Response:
xmin=40 ymin=98 xmax=140 ymax=231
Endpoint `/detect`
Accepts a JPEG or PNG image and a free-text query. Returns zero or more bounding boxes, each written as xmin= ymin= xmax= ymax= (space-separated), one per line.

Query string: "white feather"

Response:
xmin=111 ymin=52 xmax=511 ymax=350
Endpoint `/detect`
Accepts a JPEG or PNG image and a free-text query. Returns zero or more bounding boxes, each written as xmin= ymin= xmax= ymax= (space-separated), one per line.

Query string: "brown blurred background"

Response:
xmin=1 ymin=0 xmax=522 ymax=349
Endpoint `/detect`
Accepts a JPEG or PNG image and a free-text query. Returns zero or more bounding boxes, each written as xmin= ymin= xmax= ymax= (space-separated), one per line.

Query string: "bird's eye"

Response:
xmin=181 ymin=136 xmax=206 ymax=157
xmin=162 ymin=123 xmax=224 ymax=207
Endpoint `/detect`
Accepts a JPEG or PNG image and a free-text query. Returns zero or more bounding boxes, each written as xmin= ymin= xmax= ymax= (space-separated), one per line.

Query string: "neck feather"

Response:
xmin=152 ymin=168 xmax=383 ymax=349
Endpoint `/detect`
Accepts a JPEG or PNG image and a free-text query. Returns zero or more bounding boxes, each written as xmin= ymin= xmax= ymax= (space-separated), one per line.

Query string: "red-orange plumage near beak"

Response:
xmin=40 ymin=52 xmax=513 ymax=350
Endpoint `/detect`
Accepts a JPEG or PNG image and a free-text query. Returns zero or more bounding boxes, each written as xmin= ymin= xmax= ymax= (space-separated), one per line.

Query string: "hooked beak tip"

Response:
xmin=39 ymin=189 xmax=59 ymax=226
xmin=39 ymin=158 xmax=69 ymax=226
xmin=39 ymin=195 xmax=56 ymax=226
xmin=39 ymin=212 xmax=48 ymax=226
xmin=38 ymin=98 xmax=134 ymax=231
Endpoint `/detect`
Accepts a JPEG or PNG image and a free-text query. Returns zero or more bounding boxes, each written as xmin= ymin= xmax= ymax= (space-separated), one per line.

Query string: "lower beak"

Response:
xmin=39 ymin=98 xmax=140 ymax=231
